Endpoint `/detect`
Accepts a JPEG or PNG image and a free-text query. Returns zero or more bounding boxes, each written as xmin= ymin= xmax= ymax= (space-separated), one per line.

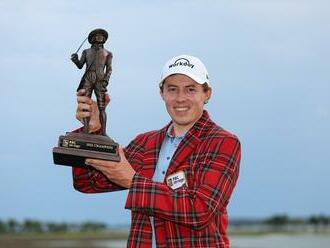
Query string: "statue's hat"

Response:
xmin=88 ymin=28 xmax=108 ymax=44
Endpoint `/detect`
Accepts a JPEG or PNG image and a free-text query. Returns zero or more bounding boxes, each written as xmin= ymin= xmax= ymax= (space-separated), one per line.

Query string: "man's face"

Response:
xmin=160 ymin=74 xmax=211 ymax=131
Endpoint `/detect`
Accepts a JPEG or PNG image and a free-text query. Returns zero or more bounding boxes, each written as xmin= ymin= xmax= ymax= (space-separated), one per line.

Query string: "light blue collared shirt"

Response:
xmin=151 ymin=125 xmax=186 ymax=248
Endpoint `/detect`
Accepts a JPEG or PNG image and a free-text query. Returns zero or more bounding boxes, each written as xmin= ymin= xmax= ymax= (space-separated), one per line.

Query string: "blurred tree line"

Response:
xmin=264 ymin=214 xmax=330 ymax=226
xmin=262 ymin=214 xmax=330 ymax=232
xmin=229 ymin=214 xmax=330 ymax=233
xmin=0 ymin=219 xmax=107 ymax=234
xmin=1 ymin=215 xmax=329 ymax=234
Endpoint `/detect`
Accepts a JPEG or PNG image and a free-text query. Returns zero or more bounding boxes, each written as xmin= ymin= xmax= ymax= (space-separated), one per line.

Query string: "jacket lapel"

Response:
xmin=165 ymin=111 xmax=210 ymax=177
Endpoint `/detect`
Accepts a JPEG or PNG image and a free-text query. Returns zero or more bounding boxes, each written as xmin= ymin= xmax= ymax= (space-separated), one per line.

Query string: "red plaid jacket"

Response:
xmin=73 ymin=110 xmax=241 ymax=247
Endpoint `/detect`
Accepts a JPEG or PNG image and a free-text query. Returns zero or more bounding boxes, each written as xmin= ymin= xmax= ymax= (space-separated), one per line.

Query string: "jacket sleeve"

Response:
xmin=71 ymin=127 xmax=122 ymax=193
xmin=72 ymin=129 xmax=145 ymax=193
xmin=72 ymin=165 xmax=125 ymax=193
xmin=125 ymin=136 xmax=241 ymax=230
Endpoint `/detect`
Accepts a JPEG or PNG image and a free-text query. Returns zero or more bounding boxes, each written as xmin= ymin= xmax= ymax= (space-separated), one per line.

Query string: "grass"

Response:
xmin=0 ymin=230 xmax=129 ymax=240
xmin=0 ymin=231 xmax=129 ymax=248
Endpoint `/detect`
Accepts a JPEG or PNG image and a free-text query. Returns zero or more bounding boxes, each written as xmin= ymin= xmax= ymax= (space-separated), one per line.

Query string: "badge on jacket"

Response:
xmin=166 ymin=171 xmax=188 ymax=190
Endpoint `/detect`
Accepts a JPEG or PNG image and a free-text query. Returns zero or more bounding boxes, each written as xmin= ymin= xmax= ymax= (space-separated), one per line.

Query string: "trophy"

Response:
xmin=53 ymin=28 xmax=120 ymax=167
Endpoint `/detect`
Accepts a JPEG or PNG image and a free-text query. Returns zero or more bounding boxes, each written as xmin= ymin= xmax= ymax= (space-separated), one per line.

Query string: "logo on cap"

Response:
xmin=168 ymin=58 xmax=194 ymax=69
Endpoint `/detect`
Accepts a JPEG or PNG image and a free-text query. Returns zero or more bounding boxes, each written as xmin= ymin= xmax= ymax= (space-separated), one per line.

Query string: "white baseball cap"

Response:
xmin=159 ymin=55 xmax=210 ymax=88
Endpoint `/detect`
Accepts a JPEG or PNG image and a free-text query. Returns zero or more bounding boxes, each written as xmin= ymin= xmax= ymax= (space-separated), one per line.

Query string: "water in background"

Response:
xmin=1 ymin=234 xmax=329 ymax=247
xmin=231 ymin=234 xmax=330 ymax=248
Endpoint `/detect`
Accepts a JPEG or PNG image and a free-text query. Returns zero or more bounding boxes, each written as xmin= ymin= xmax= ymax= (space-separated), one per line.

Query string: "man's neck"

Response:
xmin=172 ymin=123 xmax=195 ymax=137
xmin=171 ymin=111 xmax=204 ymax=137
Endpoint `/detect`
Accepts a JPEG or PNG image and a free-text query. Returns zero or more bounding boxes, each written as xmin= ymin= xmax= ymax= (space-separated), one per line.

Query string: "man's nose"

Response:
xmin=176 ymin=89 xmax=187 ymax=102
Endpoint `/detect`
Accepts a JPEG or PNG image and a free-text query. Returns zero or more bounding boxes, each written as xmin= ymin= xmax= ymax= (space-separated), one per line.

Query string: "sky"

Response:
xmin=0 ymin=0 xmax=329 ymax=225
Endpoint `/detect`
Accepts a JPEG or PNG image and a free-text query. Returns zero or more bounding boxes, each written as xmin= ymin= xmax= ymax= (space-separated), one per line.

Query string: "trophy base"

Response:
xmin=53 ymin=132 xmax=120 ymax=167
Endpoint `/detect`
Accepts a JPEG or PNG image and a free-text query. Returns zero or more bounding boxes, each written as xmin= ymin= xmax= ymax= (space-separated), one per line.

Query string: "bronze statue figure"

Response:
xmin=71 ymin=28 xmax=113 ymax=136
xmin=53 ymin=28 xmax=120 ymax=167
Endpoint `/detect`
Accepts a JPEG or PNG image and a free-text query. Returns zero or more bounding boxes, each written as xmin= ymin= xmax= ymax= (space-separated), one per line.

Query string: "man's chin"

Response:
xmin=172 ymin=118 xmax=193 ymax=127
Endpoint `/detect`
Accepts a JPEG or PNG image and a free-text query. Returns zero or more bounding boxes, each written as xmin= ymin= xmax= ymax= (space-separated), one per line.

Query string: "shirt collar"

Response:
xmin=159 ymin=110 xmax=211 ymax=145
xmin=166 ymin=124 xmax=187 ymax=139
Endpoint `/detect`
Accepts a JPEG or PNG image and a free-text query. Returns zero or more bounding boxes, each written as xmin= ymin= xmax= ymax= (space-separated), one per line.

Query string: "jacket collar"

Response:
xmin=159 ymin=110 xmax=211 ymax=141
xmin=156 ymin=110 xmax=212 ymax=176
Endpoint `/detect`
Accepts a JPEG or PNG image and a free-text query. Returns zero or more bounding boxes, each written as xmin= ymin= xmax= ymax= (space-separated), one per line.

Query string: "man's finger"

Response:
xmin=85 ymin=161 xmax=103 ymax=170
xmin=77 ymin=89 xmax=86 ymax=96
xmin=118 ymin=146 xmax=129 ymax=162
xmin=87 ymin=164 xmax=107 ymax=174
xmin=77 ymin=103 xmax=91 ymax=112
xmin=76 ymin=111 xmax=91 ymax=119
xmin=87 ymin=163 xmax=101 ymax=170
xmin=86 ymin=159 xmax=115 ymax=167
xmin=105 ymin=94 xmax=111 ymax=105
xmin=77 ymin=95 xmax=93 ymax=104
xmin=118 ymin=146 xmax=125 ymax=157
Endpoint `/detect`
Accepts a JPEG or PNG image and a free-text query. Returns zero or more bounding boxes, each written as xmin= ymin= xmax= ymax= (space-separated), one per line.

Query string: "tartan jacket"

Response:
xmin=72 ymin=110 xmax=241 ymax=248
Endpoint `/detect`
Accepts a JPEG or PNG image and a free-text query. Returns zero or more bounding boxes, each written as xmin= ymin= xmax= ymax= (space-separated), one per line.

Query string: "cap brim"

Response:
xmin=159 ymin=72 xmax=209 ymax=87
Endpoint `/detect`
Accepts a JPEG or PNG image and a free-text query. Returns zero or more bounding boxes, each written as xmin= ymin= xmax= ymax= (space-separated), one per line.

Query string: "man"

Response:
xmin=71 ymin=28 xmax=113 ymax=135
xmin=73 ymin=55 xmax=241 ymax=247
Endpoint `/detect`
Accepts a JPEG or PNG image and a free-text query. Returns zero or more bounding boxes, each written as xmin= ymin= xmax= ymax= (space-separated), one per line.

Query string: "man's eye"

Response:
xmin=168 ymin=88 xmax=176 ymax=92
xmin=188 ymin=88 xmax=196 ymax=92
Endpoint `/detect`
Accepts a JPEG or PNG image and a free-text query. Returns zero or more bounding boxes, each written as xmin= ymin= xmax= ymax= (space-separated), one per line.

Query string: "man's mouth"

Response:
xmin=174 ymin=107 xmax=189 ymax=112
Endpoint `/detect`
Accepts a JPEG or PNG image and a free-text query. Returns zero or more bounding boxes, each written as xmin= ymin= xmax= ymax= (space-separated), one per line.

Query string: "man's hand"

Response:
xmin=76 ymin=89 xmax=110 ymax=133
xmin=85 ymin=147 xmax=136 ymax=188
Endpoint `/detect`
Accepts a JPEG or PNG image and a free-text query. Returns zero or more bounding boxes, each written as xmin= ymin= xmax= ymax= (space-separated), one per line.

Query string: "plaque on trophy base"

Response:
xmin=53 ymin=132 xmax=120 ymax=167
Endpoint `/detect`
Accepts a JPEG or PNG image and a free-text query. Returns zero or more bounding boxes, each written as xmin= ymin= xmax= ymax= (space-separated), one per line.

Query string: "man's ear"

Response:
xmin=205 ymin=87 xmax=212 ymax=101
xmin=160 ymin=88 xmax=165 ymax=101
